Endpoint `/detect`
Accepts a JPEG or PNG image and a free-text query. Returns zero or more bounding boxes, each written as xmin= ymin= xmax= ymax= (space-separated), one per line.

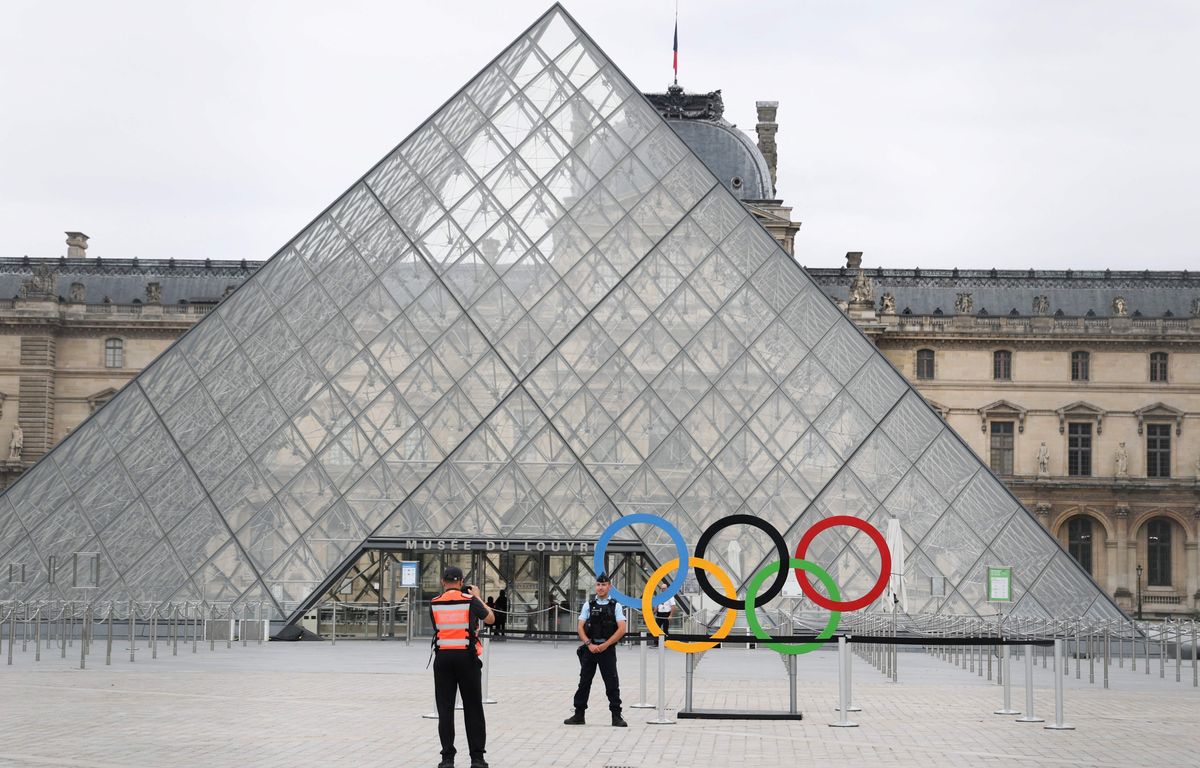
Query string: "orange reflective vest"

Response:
xmin=431 ymin=589 xmax=481 ymax=656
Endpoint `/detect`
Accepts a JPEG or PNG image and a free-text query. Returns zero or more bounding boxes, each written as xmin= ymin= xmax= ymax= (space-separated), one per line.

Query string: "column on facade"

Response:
xmin=1188 ymin=510 xmax=1199 ymax=610
xmin=1113 ymin=506 xmax=1130 ymax=598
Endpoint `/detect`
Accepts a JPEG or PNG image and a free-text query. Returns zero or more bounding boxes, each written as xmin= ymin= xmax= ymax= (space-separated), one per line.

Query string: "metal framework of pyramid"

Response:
xmin=0 ymin=5 xmax=1124 ymax=624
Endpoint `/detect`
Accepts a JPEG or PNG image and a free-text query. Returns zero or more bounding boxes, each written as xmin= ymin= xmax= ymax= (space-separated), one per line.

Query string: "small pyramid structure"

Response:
xmin=0 ymin=5 xmax=1124 ymax=623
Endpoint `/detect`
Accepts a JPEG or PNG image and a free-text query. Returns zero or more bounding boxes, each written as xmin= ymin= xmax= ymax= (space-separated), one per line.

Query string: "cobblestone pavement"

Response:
xmin=0 ymin=638 xmax=1196 ymax=768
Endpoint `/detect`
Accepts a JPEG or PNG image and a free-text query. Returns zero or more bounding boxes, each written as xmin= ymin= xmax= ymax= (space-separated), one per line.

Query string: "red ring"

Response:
xmin=793 ymin=516 xmax=891 ymax=612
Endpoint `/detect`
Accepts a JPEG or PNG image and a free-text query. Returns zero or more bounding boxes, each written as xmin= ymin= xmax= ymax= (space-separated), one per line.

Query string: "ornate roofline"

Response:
xmin=0 ymin=256 xmax=263 ymax=277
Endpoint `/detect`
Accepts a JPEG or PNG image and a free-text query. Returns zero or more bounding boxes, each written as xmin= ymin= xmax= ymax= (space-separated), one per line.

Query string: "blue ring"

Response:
xmin=593 ymin=513 xmax=690 ymax=609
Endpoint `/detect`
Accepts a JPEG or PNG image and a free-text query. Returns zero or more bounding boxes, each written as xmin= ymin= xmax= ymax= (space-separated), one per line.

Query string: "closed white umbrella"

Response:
xmin=882 ymin=518 xmax=908 ymax=614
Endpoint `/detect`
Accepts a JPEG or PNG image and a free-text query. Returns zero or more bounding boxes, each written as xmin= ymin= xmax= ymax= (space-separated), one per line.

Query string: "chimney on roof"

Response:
xmin=846 ymin=252 xmax=863 ymax=270
xmin=65 ymin=232 xmax=89 ymax=259
xmin=755 ymin=101 xmax=779 ymax=196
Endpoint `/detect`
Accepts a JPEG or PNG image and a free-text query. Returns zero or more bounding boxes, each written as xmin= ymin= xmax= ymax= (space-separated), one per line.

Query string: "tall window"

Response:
xmin=916 ymin=349 xmax=935 ymax=380
xmin=1146 ymin=424 xmax=1171 ymax=478
xmin=1150 ymin=352 xmax=1168 ymax=382
xmin=104 ymin=338 xmax=124 ymax=369
xmin=1067 ymin=517 xmax=1094 ymax=575
xmin=1067 ymin=422 xmax=1092 ymax=476
xmin=1146 ymin=519 xmax=1172 ymax=586
xmin=1070 ymin=350 xmax=1090 ymax=381
xmin=993 ymin=350 xmax=1012 ymax=380
xmin=989 ymin=421 xmax=1014 ymax=475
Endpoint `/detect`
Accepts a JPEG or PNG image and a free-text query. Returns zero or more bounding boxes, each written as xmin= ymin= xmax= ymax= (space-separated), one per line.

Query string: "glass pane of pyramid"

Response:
xmin=0 ymin=4 xmax=1121 ymax=625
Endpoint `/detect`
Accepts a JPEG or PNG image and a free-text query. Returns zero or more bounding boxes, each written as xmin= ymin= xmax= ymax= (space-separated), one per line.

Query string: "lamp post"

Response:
xmin=1135 ymin=564 xmax=1143 ymax=621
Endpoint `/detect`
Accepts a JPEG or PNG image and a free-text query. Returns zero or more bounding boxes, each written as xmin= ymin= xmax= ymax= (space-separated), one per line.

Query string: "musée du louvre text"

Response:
xmin=399 ymin=539 xmax=595 ymax=553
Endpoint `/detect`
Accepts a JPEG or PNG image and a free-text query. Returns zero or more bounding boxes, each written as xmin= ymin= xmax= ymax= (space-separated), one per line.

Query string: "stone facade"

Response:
xmin=810 ymin=260 xmax=1200 ymax=618
xmin=0 ymin=241 xmax=256 ymax=489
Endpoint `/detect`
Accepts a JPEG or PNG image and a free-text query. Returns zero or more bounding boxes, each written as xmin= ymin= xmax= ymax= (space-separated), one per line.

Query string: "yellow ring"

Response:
xmin=641 ymin=556 xmax=738 ymax=653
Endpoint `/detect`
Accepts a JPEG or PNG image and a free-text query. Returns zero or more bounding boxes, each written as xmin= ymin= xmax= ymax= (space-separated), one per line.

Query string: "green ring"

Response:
xmin=745 ymin=558 xmax=841 ymax=655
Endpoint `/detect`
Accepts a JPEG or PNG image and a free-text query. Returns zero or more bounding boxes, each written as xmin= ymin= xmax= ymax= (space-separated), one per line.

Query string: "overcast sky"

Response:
xmin=2 ymin=1 xmax=1197 ymax=271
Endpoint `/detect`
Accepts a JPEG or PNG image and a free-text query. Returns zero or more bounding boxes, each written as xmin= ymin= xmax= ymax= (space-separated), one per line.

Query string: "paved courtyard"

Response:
xmin=0 ymin=636 xmax=1196 ymax=768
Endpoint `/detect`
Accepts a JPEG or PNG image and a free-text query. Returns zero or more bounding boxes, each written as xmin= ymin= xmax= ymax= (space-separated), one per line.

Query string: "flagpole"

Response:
xmin=673 ymin=0 xmax=679 ymax=86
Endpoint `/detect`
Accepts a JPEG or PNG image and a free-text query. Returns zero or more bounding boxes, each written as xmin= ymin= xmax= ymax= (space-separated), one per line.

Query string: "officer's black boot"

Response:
xmin=611 ymin=712 xmax=628 ymax=727
xmin=563 ymin=710 xmax=585 ymax=725
xmin=436 ymin=759 xmax=453 ymax=768
xmin=469 ymin=758 xmax=488 ymax=768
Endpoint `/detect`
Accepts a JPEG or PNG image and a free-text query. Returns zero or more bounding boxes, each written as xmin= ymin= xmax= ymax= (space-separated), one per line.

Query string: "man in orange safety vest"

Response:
xmin=430 ymin=565 xmax=494 ymax=768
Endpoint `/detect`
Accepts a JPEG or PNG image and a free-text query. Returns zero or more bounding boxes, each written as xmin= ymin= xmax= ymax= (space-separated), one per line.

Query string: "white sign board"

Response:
xmin=399 ymin=560 xmax=420 ymax=589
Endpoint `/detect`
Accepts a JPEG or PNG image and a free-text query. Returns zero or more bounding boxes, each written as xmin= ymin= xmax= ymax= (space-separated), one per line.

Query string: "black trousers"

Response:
xmin=572 ymin=644 xmax=621 ymax=714
xmin=433 ymin=650 xmax=486 ymax=760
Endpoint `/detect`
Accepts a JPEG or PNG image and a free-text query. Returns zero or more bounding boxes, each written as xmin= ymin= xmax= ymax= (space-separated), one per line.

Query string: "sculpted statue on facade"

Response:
xmin=69 ymin=282 xmax=85 ymax=303
xmin=849 ymin=269 xmax=874 ymax=304
xmin=1036 ymin=442 xmax=1049 ymax=476
xmin=19 ymin=265 xmax=56 ymax=300
xmin=1115 ymin=442 xmax=1129 ymax=477
xmin=880 ymin=292 xmax=896 ymax=314
xmin=1033 ymin=295 xmax=1049 ymax=315
xmin=145 ymin=282 xmax=162 ymax=304
xmin=1191 ymin=297 xmax=1200 ymax=318
xmin=8 ymin=424 xmax=23 ymax=461
xmin=1112 ymin=296 xmax=1128 ymax=316
xmin=954 ymin=292 xmax=973 ymax=314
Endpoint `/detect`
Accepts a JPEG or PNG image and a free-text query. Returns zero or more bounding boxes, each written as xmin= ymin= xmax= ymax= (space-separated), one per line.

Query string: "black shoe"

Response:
xmin=470 ymin=759 xmax=488 ymax=768
xmin=563 ymin=712 xmax=585 ymax=725
xmin=612 ymin=714 xmax=628 ymax=727
xmin=436 ymin=760 xmax=453 ymax=768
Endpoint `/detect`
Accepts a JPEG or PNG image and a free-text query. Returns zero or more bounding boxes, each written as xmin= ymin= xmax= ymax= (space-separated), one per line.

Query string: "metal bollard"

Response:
xmin=241 ymin=605 xmax=248 ymax=648
xmin=1175 ymin=622 xmax=1181 ymax=683
xmin=1015 ymin=644 xmax=1044 ymax=722
xmin=481 ymin=634 xmax=496 ymax=704
xmin=5 ymin=608 xmax=12 ymax=666
xmin=994 ymin=644 xmax=1020 ymax=715
xmin=830 ymin=636 xmax=858 ymax=727
xmin=151 ymin=606 xmax=157 ymax=660
xmin=631 ymin=633 xmax=654 ymax=708
xmin=1192 ymin=622 xmax=1198 ymax=688
xmin=1159 ymin=624 xmax=1165 ymax=679
xmin=129 ymin=601 xmax=136 ymax=663
xmin=34 ymin=606 xmax=41 ymax=662
xmin=646 ymin=635 xmax=673 ymax=724
xmin=1044 ymin=639 xmax=1075 ymax=730
xmin=552 ymin=604 xmax=559 ymax=649
xmin=172 ymin=605 xmax=179 ymax=657
xmin=192 ymin=604 xmax=198 ymax=654
xmin=835 ymin=636 xmax=862 ymax=713
xmin=209 ymin=605 xmax=215 ymax=652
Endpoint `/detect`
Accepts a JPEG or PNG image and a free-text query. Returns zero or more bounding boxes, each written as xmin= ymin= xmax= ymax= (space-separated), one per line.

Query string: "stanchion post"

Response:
xmin=34 ymin=605 xmax=41 ymax=662
xmin=129 ymin=600 xmax=136 ymax=662
xmin=1044 ymin=639 xmax=1075 ymax=730
xmin=1015 ymin=643 xmax=1044 ymax=722
xmin=481 ymin=633 xmax=496 ymax=704
xmin=553 ymin=604 xmax=559 ymax=649
xmin=787 ymin=653 xmax=798 ymax=715
xmin=994 ymin=644 xmax=1020 ymax=715
xmin=646 ymin=635 xmax=673 ymax=724
xmin=79 ymin=605 xmax=89 ymax=670
xmin=1175 ymin=621 xmax=1181 ymax=683
xmin=631 ymin=632 xmax=653 ymax=708
xmin=830 ymin=636 xmax=858 ymax=727
xmin=1103 ymin=626 xmax=1109 ymax=689
xmin=106 ymin=604 xmax=113 ymax=666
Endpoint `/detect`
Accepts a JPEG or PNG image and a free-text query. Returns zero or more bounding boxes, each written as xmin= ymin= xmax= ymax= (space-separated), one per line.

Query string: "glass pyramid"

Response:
xmin=0 ymin=4 xmax=1123 ymax=623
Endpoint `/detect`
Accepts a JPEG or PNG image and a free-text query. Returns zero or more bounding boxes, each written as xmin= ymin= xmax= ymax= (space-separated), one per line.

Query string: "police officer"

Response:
xmin=430 ymin=566 xmax=494 ymax=768
xmin=563 ymin=572 xmax=627 ymax=727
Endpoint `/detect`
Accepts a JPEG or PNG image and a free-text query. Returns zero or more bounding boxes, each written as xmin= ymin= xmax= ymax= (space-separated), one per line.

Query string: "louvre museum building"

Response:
xmin=0 ymin=6 xmax=1123 ymax=637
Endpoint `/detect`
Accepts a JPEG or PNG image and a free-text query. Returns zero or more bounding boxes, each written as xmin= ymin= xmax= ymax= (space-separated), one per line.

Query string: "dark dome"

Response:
xmin=644 ymin=86 xmax=775 ymax=202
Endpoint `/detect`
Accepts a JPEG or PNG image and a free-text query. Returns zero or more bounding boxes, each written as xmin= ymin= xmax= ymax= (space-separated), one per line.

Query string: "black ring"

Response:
xmin=693 ymin=514 xmax=789 ymax=610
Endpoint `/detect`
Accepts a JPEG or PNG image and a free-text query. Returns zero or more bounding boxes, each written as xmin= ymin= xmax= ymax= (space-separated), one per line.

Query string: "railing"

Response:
xmin=889 ymin=313 xmax=1197 ymax=336
xmin=82 ymin=303 xmax=214 ymax=316
xmin=1143 ymin=594 xmax=1183 ymax=605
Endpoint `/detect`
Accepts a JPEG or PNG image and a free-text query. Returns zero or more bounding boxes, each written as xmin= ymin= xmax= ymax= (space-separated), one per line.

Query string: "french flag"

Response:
xmin=673 ymin=19 xmax=678 ymax=82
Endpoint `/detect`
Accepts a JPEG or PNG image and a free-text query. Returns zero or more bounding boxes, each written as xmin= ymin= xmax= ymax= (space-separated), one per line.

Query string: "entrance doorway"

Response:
xmin=303 ymin=545 xmax=657 ymax=640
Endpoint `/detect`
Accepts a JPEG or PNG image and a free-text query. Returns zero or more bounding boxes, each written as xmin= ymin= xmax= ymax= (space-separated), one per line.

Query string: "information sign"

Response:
xmin=987 ymin=566 xmax=1012 ymax=602
xmin=399 ymin=560 xmax=420 ymax=589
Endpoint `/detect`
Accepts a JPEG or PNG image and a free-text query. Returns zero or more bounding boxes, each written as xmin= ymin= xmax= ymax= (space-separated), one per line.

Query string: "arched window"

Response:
xmin=993 ymin=350 xmax=1012 ymax=380
xmin=1070 ymin=350 xmax=1090 ymax=381
xmin=1150 ymin=352 xmax=1168 ymax=382
xmin=916 ymin=349 xmax=935 ymax=380
xmin=1147 ymin=519 xmax=1172 ymax=586
xmin=1067 ymin=517 xmax=1093 ymax=575
xmin=104 ymin=338 xmax=124 ymax=369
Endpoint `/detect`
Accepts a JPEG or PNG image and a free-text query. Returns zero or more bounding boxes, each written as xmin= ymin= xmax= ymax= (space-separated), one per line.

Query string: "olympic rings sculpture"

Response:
xmin=593 ymin=513 xmax=891 ymax=655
